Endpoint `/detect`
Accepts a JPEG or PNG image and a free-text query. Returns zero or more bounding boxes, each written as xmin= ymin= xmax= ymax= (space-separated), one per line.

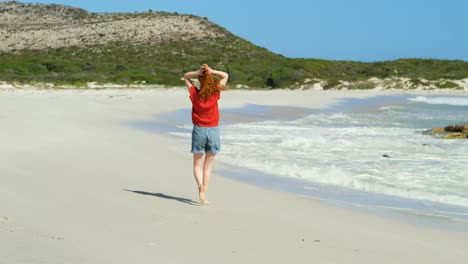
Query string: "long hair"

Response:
xmin=198 ymin=73 xmax=226 ymax=101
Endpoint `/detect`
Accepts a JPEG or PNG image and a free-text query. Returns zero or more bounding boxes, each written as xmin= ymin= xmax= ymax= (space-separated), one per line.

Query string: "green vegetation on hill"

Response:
xmin=2 ymin=41 xmax=467 ymax=89
xmin=1 ymin=8 xmax=467 ymax=88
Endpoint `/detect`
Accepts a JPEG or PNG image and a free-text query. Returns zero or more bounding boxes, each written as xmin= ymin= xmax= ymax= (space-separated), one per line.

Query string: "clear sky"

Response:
xmin=14 ymin=0 xmax=468 ymax=62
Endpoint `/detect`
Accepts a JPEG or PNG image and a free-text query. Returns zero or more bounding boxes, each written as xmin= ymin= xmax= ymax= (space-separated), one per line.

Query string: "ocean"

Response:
xmin=136 ymin=93 xmax=468 ymax=231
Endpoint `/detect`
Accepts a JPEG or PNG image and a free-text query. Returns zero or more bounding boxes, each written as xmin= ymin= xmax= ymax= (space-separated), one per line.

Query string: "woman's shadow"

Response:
xmin=123 ymin=189 xmax=199 ymax=206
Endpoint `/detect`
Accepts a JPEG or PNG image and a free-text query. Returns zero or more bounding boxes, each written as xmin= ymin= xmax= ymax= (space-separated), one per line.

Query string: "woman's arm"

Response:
xmin=183 ymin=70 xmax=200 ymax=90
xmin=206 ymin=67 xmax=229 ymax=87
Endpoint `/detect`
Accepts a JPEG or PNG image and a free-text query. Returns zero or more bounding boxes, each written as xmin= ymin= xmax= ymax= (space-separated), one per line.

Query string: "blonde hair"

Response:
xmin=197 ymin=73 xmax=226 ymax=101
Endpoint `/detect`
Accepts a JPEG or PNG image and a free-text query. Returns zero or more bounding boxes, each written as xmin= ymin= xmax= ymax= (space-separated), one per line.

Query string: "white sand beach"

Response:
xmin=1 ymin=88 xmax=468 ymax=264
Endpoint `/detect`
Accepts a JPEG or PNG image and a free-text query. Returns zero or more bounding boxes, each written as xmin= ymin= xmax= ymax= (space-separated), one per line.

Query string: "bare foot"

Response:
xmin=199 ymin=186 xmax=209 ymax=205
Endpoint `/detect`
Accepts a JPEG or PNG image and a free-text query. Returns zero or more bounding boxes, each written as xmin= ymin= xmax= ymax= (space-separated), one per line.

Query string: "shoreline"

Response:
xmin=219 ymin=163 xmax=468 ymax=232
xmin=149 ymin=92 xmax=468 ymax=232
xmin=1 ymin=79 xmax=468 ymax=93
xmin=2 ymin=88 xmax=468 ymax=263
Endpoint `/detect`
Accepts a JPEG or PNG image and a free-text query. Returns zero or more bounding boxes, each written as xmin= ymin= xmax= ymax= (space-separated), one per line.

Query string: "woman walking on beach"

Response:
xmin=184 ymin=64 xmax=229 ymax=205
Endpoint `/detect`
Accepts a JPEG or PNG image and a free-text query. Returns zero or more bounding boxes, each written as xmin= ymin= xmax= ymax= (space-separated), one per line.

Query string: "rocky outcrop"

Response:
xmin=0 ymin=1 xmax=225 ymax=53
xmin=429 ymin=124 xmax=468 ymax=139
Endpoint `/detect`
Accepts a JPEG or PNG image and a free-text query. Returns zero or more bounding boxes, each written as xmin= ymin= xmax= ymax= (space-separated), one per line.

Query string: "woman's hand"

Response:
xmin=200 ymin=64 xmax=212 ymax=76
xmin=201 ymin=64 xmax=228 ymax=87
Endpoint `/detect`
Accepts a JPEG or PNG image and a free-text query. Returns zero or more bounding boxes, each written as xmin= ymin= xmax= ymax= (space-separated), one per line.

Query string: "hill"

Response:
xmin=1 ymin=1 xmax=467 ymax=89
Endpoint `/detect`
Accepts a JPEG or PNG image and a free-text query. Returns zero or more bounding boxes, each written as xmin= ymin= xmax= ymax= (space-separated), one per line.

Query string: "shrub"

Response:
xmin=435 ymin=81 xmax=460 ymax=89
xmin=41 ymin=62 xmax=63 ymax=72
xmin=82 ymin=62 xmax=96 ymax=71
xmin=323 ymin=79 xmax=341 ymax=90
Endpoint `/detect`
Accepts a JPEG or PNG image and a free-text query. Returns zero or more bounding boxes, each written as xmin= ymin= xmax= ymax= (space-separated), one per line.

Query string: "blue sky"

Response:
xmin=16 ymin=0 xmax=468 ymax=62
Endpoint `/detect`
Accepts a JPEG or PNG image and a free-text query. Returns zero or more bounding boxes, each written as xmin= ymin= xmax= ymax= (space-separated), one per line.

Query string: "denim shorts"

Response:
xmin=191 ymin=125 xmax=221 ymax=153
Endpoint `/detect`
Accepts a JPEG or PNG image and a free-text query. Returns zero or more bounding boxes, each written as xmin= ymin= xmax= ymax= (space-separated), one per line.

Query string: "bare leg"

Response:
xmin=193 ymin=153 xmax=204 ymax=187
xmin=193 ymin=153 xmax=207 ymax=204
xmin=202 ymin=152 xmax=216 ymax=193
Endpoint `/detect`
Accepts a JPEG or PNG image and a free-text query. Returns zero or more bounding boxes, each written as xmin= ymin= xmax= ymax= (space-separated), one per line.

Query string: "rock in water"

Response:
xmin=442 ymin=133 xmax=468 ymax=139
xmin=428 ymin=123 xmax=468 ymax=139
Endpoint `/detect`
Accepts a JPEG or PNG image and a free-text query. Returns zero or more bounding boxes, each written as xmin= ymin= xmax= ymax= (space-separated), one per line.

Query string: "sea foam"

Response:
xmin=168 ymin=95 xmax=468 ymax=219
xmin=409 ymin=96 xmax=468 ymax=106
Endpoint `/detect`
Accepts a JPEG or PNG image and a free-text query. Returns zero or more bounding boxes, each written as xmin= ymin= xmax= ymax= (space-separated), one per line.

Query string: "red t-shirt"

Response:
xmin=189 ymin=85 xmax=220 ymax=127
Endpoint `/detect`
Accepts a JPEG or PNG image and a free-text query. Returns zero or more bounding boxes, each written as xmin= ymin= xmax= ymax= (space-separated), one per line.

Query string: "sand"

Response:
xmin=1 ymin=88 xmax=468 ymax=264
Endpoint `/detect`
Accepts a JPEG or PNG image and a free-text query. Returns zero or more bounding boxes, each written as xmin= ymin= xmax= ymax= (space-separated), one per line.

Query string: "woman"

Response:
xmin=184 ymin=64 xmax=229 ymax=205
